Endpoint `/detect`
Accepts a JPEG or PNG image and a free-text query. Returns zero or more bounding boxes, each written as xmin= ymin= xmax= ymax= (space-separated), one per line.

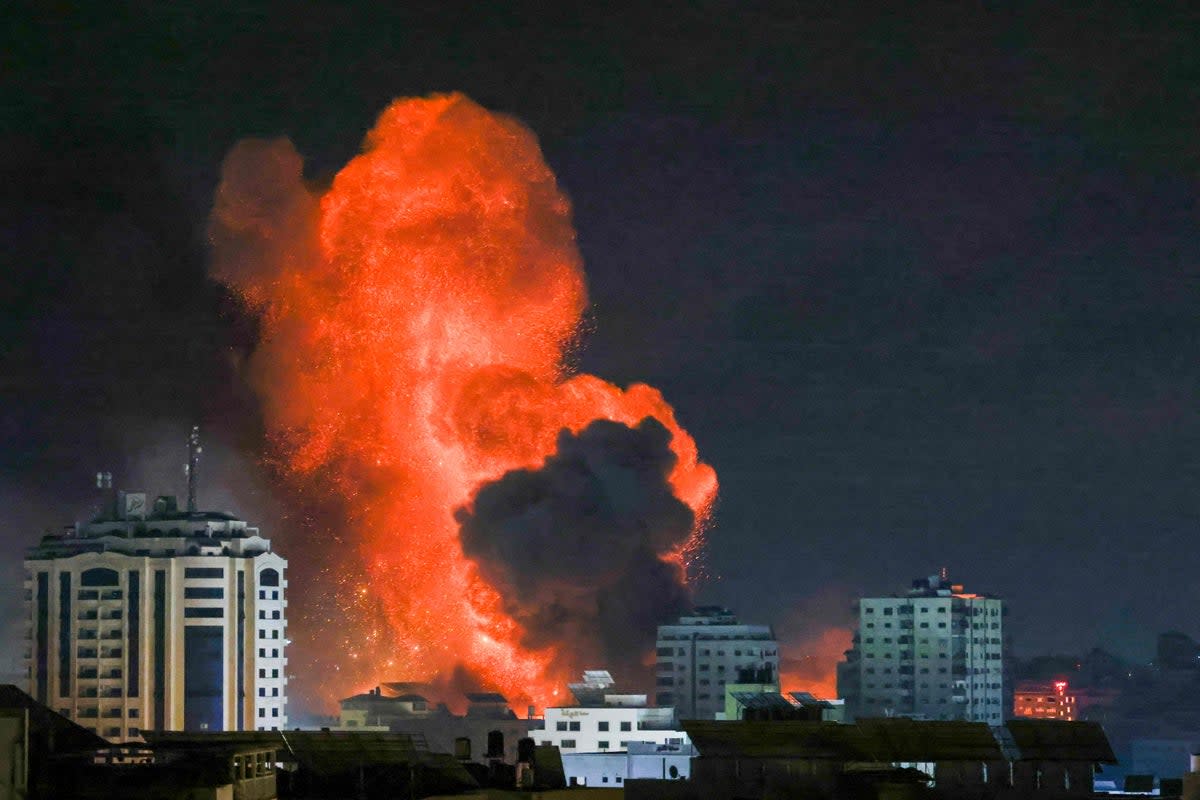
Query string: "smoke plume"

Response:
xmin=458 ymin=418 xmax=693 ymax=683
xmin=208 ymin=93 xmax=717 ymax=709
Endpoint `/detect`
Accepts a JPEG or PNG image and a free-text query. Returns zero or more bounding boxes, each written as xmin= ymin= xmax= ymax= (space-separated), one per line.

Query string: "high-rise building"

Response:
xmin=838 ymin=573 xmax=1004 ymax=723
xmin=23 ymin=442 xmax=287 ymax=740
xmin=654 ymin=607 xmax=779 ymax=720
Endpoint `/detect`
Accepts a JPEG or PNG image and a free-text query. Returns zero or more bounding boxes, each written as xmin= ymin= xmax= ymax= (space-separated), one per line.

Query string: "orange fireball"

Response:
xmin=210 ymin=93 xmax=717 ymax=711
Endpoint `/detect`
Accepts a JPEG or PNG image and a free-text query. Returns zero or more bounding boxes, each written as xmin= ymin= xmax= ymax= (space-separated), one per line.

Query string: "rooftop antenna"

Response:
xmin=939 ymin=565 xmax=948 ymax=581
xmin=185 ymin=425 xmax=202 ymax=513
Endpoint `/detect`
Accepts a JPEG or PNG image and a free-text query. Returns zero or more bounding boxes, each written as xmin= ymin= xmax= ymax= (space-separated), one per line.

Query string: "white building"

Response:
xmin=655 ymin=607 xmax=779 ymax=720
xmin=24 ymin=466 xmax=288 ymax=740
xmin=838 ymin=573 xmax=1004 ymax=723
xmin=559 ymin=742 xmax=695 ymax=788
xmin=534 ymin=671 xmax=689 ymax=758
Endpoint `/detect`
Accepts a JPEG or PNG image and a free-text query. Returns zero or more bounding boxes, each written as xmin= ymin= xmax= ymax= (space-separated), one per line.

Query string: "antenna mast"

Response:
xmin=186 ymin=425 xmax=202 ymax=513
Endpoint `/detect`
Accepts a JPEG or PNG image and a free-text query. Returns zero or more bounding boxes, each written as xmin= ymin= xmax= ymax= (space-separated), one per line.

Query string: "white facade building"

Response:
xmin=559 ymin=742 xmax=694 ymax=788
xmin=655 ymin=607 xmax=779 ymax=720
xmin=839 ymin=573 xmax=1004 ymax=723
xmin=24 ymin=485 xmax=288 ymax=740
xmin=534 ymin=671 xmax=689 ymax=758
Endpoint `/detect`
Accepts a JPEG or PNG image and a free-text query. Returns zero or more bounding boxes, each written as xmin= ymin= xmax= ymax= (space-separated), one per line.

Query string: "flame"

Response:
xmin=210 ymin=93 xmax=717 ymax=711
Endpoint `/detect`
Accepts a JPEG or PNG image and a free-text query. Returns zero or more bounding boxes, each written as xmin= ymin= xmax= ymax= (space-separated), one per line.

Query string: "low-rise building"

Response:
xmin=1013 ymin=679 xmax=1077 ymax=720
xmin=535 ymin=671 xmax=689 ymax=756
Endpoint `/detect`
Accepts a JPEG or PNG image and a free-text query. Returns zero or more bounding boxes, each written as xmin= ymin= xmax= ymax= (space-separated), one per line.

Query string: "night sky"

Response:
xmin=2 ymin=3 xmax=1198 ymax=688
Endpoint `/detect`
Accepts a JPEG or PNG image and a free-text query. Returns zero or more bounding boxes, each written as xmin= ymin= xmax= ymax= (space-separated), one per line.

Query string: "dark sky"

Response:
xmin=2 ymin=2 xmax=1198 ymax=681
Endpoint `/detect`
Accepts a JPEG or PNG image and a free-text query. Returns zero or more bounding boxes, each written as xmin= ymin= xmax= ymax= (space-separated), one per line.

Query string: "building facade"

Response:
xmin=535 ymin=671 xmax=689 ymax=755
xmin=559 ymin=742 xmax=694 ymax=788
xmin=655 ymin=607 xmax=779 ymax=720
xmin=838 ymin=573 xmax=1004 ymax=722
xmin=1013 ymin=680 xmax=1077 ymax=720
xmin=24 ymin=488 xmax=287 ymax=739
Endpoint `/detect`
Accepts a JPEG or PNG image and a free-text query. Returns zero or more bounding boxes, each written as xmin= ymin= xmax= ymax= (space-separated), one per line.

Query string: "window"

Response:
xmin=184 ymin=567 xmax=224 ymax=579
xmin=272 ymin=708 xmax=279 ymax=717
xmin=560 ymin=740 xmax=576 ymax=749
xmin=259 ymin=709 xmax=265 ymax=718
xmin=184 ymin=607 xmax=223 ymax=618
xmin=599 ymin=741 xmax=609 ymax=749
xmin=184 ymin=587 xmax=223 ymax=599
xmin=598 ymin=721 xmax=609 ymax=731
xmin=273 ymin=611 xmax=281 ymax=619
xmin=620 ymin=721 xmax=632 ymax=732
xmin=259 ymin=688 xmax=266 ymax=697
xmin=569 ymin=721 xmax=580 ymax=731
xmin=556 ymin=721 xmax=568 ymax=731
xmin=129 ymin=708 xmax=139 ymax=718
xmin=272 ymin=649 xmax=279 ymax=657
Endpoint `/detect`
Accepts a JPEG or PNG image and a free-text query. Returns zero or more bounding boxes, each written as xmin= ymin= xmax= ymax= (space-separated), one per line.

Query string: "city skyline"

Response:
xmin=3 ymin=3 xmax=1198 ymax=716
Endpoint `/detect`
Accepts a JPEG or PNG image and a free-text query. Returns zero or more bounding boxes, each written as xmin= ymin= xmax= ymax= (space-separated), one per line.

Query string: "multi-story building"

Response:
xmin=24 ymin=460 xmax=287 ymax=740
xmin=838 ymin=573 xmax=1004 ymax=723
xmin=654 ymin=607 xmax=779 ymax=720
xmin=1013 ymin=679 xmax=1077 ymax=720
xmin=535 ymin=671 xmax=689 ymax=757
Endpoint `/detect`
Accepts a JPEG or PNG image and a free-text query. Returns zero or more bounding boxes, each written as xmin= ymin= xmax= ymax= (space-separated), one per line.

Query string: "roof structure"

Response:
xmin=0 ymin=684 xmax=108 ymax=753
xmin=731 ymin=692 xmax=798 ymax=713
xmin=683 ymin=718 xmax=1113 ymax=765
xmin=1004 ymin=719 xmax=1117 ymax=763
xmin=683 ymin=721 xmax=873 ymax=760
xmin=465 ymin=692 xmax=508 ymax=704
xmin=855 ymin=719 xmax=1003 ymax=762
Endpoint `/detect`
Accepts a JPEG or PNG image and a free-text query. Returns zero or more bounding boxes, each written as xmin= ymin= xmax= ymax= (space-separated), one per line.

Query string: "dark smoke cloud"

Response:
xmin=457 ymin=417 xmax=693 ymax=687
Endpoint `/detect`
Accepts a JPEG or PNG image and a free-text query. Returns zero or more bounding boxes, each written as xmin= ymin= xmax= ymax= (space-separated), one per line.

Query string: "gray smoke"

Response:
xmin=457 ymin=417 xmax=694 ymax=687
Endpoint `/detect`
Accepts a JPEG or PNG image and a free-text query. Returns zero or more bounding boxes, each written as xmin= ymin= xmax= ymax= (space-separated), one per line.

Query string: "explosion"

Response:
xmin=209 ymin=93 xmax=717 ymax=710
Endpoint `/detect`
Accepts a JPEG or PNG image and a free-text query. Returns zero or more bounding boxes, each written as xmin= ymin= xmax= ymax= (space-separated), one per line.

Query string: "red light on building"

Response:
xmin=1013 ymin=679 xmax=1077 ymax=721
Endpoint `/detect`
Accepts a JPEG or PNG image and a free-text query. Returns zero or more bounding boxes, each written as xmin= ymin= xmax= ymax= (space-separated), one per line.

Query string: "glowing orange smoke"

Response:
xmin=778 ymin=627 xmax=852 ymax=701
xmin=210 ymin=93 xmax=717 ymax=711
